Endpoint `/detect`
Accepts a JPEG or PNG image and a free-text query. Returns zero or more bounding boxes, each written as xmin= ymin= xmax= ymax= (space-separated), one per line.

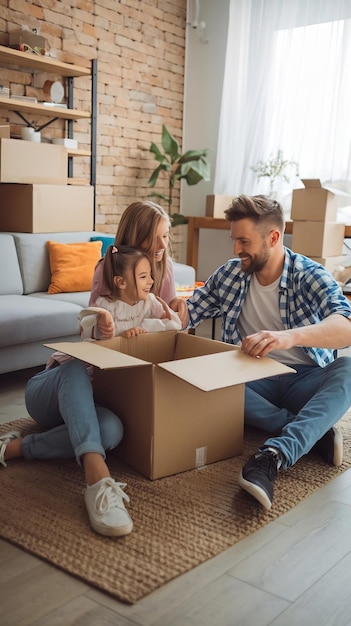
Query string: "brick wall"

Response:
xmin=0 ymin=0 xmax=186 ymax=254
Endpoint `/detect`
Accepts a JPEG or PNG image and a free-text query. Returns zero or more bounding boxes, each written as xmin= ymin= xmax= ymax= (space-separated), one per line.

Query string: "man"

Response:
xmin=177 ymin=195 xmax=351 ymax=510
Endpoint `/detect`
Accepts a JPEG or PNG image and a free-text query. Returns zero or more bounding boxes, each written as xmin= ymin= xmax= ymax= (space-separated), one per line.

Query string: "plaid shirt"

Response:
xmin=187 ymin=247 xmax=351 ymax=367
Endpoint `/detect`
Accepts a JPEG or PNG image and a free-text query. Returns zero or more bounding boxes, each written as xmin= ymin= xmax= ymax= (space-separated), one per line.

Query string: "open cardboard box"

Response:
xmin=206 ymin=194 xmax=233 ymax=218
xmin=47 ymin=331 xmax=294 ymax=479
xmin=290 ymin=179 xmax=349 ymax=222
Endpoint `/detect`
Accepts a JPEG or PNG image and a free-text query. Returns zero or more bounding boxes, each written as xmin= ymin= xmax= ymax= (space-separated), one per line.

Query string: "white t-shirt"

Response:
xmin=237 ymin=273 xmax=313 ymax=366
xmin=82 ymin=293 xmax=181 ymax=338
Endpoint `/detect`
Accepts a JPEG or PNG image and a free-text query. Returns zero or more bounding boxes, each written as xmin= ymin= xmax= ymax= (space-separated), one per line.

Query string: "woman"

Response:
xmin=90 ymin=201 xmax=183 ymax=309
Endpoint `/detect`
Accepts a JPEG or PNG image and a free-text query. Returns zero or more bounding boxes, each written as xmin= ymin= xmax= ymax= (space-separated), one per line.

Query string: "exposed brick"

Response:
xmin=2 ymin=0 xmax=187 ymax=229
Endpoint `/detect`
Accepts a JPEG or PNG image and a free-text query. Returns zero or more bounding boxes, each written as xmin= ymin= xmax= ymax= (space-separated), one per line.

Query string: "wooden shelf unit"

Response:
xmin=0 ymin=44 xmax=91 ymax=77
xmin=0 ymin=44 xmax=97 ymax=217
xmin=0 ymin=95 xmax=90 ymax=120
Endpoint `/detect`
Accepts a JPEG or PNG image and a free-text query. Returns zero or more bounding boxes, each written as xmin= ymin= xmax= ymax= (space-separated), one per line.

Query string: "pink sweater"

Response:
xmin=89 ymin=257 xmax=176 ymax=306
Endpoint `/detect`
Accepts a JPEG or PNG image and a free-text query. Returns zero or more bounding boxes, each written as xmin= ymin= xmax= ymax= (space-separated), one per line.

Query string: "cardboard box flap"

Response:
xmin=301 ymin=179 xmax=322 ymax=189
xmin=45 ymin=342 xmax=149 ymax=369
xmin=323 ymin=185 xmax=351 ymax=198
xmin=159 ymin=350 xmax=295 ymax=392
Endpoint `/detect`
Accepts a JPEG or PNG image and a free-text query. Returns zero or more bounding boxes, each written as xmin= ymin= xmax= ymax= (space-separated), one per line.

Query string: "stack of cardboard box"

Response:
xmin=291 ymin=179 xmax=347 ymax=271
xmin=0 ymin=128 xmax=93 ymax=233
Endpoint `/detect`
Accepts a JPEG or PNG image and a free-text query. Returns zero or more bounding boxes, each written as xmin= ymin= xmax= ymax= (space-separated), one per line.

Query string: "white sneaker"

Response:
xmin=84 ymin=477 xmax=133 ymax=537
xmin=0 ymin=431 xmax=21 ymax=468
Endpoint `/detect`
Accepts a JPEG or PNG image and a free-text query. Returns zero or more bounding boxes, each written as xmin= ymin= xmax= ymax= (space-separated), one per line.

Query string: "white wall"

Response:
xmin=182 ymin=0 xmax=233 ymax=280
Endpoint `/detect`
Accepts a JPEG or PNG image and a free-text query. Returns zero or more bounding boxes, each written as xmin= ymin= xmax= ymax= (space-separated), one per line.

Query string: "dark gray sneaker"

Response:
xmin=238 ymin=447 xmax=282 ymax=510
xmin=312 ymin=427 xmax=343 ymax=466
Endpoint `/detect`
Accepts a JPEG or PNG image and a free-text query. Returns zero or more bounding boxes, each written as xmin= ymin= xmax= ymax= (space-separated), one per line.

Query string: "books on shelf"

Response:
xmin=10 ymin=94 xmax=37 ymax=103
xmin=43 ymin=102 xmax=67 ymax=108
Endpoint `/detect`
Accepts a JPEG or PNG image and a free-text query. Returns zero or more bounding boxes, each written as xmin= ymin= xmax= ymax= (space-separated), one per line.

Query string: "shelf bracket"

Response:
xmin=14 ymin=111 xmax=59 ymax=132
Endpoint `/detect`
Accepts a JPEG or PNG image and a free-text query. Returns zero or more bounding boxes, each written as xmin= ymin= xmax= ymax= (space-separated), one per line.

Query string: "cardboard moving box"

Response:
xmin=310 ymin=255 xmax=351 ymax=273
xmin=0 ymin=183 xmax=94 ymax=232
xmin=292 ymin=221 xmax=345 ymax=257
xmin=47 ymin=332 xmax=294 ymax=479
xmin=206 ymin=194 xmax=234 ymax=218
xmin=291 ymin=179 xmax=338 ymax=222
xmin=0 ymin=138 xmax=67 ymax=184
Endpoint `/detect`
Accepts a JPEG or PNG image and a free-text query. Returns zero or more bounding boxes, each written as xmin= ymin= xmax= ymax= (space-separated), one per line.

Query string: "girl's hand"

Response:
xmin=97 ymin=310 xmax=115 ymax=339
xmin=121 ymin=327 xmax=147 ymax=338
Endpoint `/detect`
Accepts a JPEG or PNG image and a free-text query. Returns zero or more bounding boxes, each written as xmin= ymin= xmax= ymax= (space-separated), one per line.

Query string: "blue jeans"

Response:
xmin=245 ymin=356 xmax=351 ymax=468
xmin=23 ymin=359 xmax=123 ymax=465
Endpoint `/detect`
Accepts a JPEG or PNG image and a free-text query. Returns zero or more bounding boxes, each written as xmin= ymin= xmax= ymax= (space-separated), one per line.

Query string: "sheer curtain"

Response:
xmin=214 ymin=0 xmax=351 ymax=205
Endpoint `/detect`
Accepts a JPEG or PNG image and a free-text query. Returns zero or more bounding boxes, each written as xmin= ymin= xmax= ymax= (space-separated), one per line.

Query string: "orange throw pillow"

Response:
xmin=47 ymin=240 xmax=102 ymax=294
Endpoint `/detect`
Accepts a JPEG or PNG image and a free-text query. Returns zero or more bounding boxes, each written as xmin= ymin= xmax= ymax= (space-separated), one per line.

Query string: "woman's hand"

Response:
xmin=156 ymin=296 xmax=172 ymax=320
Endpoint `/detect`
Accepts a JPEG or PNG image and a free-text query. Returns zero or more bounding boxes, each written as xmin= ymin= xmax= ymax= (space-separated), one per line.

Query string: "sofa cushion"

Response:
xmin=30 ymin=291 xmax=91 ymax=307
xmin=0 ymin=234 xmax=23 ymax=295
xmin=12 ymin=231 xmax=99 ymax=295
xmin=90 ymin=234 xmax=115 ymax=255
xmin=0 ymin=295 xmax=82 ymax=348
xmin=47 ymin=240 xmax=102 ymax=294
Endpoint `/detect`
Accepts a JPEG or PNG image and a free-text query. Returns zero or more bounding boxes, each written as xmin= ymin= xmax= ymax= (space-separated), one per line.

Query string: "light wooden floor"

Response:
xmin=1 ymin=337 xmax=351 ymax=625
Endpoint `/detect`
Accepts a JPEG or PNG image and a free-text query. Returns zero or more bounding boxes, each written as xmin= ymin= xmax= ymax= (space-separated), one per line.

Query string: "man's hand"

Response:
xmin=97 ymin=310 xmax=115 ymax=339
xmin=242 ymin=315 xmax=351 ymax=358
xmin=169 ymin=297 xmax=189 ymax=328
xmin=121 ymin=327 xmax=147 ymax=338
xmin=241 ymin=330 xmax=295 ymax=358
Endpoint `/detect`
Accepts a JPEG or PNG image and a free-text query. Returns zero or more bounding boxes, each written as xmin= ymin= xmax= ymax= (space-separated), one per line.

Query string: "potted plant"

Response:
xmin=147 ymin=124 xmax=211 ymax=226
xmin=251 ymin=150 xmax=299 ymax=198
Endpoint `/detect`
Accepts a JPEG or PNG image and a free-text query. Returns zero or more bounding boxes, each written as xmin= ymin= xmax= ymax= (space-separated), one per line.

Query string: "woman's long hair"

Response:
xmin=114 ymin=201 xmax=171 ymax=295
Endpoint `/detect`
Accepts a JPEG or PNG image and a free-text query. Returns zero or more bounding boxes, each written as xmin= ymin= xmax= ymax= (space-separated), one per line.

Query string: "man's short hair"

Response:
xmin=224 ymin=195 xmax=285 ymax=234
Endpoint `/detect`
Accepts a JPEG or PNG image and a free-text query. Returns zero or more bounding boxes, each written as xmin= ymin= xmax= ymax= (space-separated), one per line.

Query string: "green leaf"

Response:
xmin=178 ymin=148 xmax=209 ymax=164
xmin=161 ymin=125 xmax=180 ymax=162
xmin=175 ymin=158 xmax=211 ymax=184
xmin=148 ymin=163 xmax=169 ymax=187
xmin=150 ymin=142 xmax=169 ymax=165
xmin=171 ymin=213 xmax=188 ymax=226
xmin=147 ymin=191 xmax=170 ymax=204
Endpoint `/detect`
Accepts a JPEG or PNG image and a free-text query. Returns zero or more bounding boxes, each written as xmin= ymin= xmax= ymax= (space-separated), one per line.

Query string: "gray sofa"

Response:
xmin=0 ymin=231 xmax=196 ymax=374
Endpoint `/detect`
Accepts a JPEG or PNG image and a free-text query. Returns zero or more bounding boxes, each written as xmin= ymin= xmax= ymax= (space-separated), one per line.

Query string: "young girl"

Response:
xmin=89 ymin=200 xmax=188 ymax=327
xmin=82 ymin=245 xmax=181 ymax=340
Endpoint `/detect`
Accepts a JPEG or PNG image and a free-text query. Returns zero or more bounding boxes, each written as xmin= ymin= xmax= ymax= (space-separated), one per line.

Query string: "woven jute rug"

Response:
xmin=1 ymin=414 xmax=351 ymax=604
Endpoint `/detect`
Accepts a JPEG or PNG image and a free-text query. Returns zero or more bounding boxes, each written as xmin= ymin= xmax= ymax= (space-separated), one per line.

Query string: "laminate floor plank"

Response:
xmin=28 ymin=595 xmax=140 ymax=626
xmin=227 ymin=499 xmax=351 ymax=602
xmin=0 ymin=560 xmax=89 ymax=626
xmin=269 ymin=550 xmax=351 ymax=626
xmin=150 ymin=574 xmax=289 ymax=626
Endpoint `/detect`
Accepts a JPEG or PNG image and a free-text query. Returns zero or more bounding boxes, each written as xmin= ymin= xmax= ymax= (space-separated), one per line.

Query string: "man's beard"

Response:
xmin=240 ymin=245 xmax=269 ymax=274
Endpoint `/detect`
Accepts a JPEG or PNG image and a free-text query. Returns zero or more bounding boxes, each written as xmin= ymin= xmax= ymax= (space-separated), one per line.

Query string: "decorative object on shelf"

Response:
xmin=0 ymin=85 xmax=9 ymax=97
xmin=43 ymin=80 xmax=64 ymax=103
xmin=9 ymin=27 xmax=47 ymax=55
xmin=21 ymin=126 xmax=40 ymax=142
xmin=251 ymin=150 xmax=299 ymax=199
xmin=147 ymin=124 xmax=211 ymax=226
